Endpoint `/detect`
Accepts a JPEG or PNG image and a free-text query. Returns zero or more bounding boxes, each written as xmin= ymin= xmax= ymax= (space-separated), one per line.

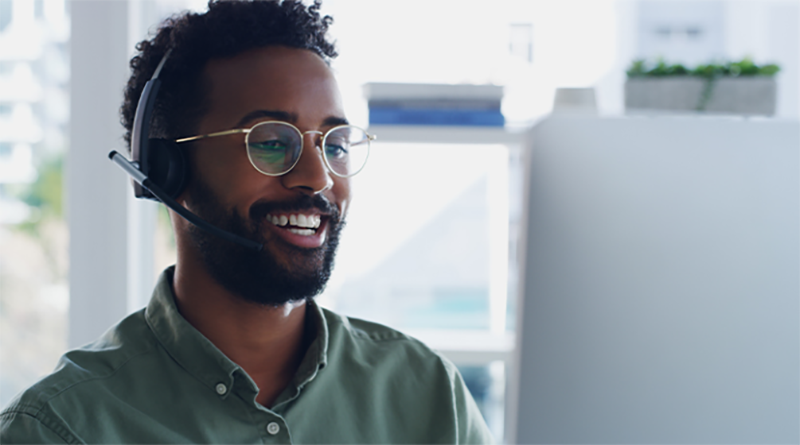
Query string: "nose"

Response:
xmin=280 ymin=132 xmax=334 ymax=194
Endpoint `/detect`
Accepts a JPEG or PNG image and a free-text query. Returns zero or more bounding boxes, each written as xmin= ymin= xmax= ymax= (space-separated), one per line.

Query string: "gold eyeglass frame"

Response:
xmin=174 ymin=121 xmax=376 ymax=178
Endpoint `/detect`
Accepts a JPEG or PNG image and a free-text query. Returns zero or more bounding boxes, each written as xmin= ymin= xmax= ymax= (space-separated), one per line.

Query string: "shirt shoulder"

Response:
xmin=1 ymin=310 xmax=155 ymax=444
xmin=323 ymin=307 xmax=451 ymax=370
xmin=315 ymin=308 xmax=495 ymax=444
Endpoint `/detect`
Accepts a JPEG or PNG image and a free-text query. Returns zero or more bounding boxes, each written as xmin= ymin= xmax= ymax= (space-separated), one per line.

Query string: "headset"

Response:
xmin=128 ymin=49 xmax=188 ymax=202
xmin=109 ymin=49 xmax=263 ymax=251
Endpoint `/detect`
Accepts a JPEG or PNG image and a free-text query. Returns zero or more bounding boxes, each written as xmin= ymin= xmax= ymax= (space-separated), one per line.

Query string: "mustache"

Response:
xmin=248 ymin=194 xmax=339 ymax=221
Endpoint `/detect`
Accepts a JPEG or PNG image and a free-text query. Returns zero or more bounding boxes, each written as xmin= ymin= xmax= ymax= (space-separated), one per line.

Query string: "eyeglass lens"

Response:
xmin=246 ymin=122 xmax=369 ymax=177
xmin=323 ymin=126 xmax=370 ymax=177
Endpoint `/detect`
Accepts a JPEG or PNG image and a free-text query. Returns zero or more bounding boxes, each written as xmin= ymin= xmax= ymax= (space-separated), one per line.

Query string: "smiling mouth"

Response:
xmin=267 ymin=212 xmax=325 ymax=236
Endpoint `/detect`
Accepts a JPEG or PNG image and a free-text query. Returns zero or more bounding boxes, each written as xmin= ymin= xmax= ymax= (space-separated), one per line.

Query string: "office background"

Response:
xmin=1 ymin=0 xmax=798 ymax=442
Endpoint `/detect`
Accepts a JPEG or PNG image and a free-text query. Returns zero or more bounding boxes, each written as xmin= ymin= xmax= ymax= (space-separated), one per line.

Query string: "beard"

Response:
xmin=184 ymin=178 xmax=344 ymax=307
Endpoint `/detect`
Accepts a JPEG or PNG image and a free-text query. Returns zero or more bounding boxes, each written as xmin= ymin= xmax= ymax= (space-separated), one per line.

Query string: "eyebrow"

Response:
xmin=236 ymin=110 xmax=295 ymax=127
xmin=322 ymin=116 xmax=350 ymax=127
xmin=236 ymin=110 xmax=350 ymax=128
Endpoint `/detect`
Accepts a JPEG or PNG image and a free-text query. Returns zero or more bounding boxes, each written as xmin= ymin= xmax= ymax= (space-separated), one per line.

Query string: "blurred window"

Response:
xmin=0 ymin=1 xmax=11 ymax=32
xmin=314 ymin=139 xmax=516 ymax=441
xmin=509 ymin=23 xmax=533 ymax=64
xmin=0 ymin=0 xmax=70 ymax=407
xmin=324 ymin=142 xmax=507 ymax=329
xmin=686 ymin=26 xmax=704 ymax=39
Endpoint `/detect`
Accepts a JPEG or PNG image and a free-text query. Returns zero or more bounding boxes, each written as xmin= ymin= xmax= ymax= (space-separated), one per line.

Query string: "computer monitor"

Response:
xmin=508 ymin=115 xmax=799 ymax=444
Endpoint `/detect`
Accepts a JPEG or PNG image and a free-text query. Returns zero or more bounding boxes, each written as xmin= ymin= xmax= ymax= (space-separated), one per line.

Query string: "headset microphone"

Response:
xmin=109 ymin=151 xmax=263 ymax=251
xmin=109 ymin=49 xmax=263 ymax=252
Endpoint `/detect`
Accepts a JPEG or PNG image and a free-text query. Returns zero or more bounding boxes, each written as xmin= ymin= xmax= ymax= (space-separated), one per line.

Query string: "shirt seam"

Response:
xmin=236 ymin=397 xmax=269 ymax=444
xmin=446 ymin=355 xmax=460 ymax=444
xmin=144 ymin=297 xmax=240 ymax=393
xmin=335 ymin=311 xmax=416 ymax=343
xmin=1 ymin=407 xmax=77 ymax=444
xmin=347 ymin=323 xmax=450 ymax=370
xmin=13 ymin=344 xmax=155 ymax=416
xmin=348 ymin=329 xmax=408 ymax=342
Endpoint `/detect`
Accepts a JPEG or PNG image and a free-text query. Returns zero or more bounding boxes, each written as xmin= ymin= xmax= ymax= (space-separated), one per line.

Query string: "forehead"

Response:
xmin=200 ymin=46 xmax=343 ymax=128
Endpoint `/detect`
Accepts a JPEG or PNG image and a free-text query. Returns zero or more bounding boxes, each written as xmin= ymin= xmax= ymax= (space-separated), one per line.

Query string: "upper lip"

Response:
xmin=250 ymin=193 xmax=336 ymax=219
xmin=266 ymin=210 xmax=329 ymax=216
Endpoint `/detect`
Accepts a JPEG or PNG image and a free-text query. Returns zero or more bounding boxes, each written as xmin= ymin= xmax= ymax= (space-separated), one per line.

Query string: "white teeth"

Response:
xmin=288 ymin=228 xmax=315 ymax=236
xmin=268 ymin=213 xmax=323 ymax=229
xmin=268 ymin=215 xmax=287 ymax=226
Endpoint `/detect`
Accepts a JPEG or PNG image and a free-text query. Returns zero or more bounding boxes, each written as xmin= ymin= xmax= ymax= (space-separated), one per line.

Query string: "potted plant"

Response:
xmin=625 ymin=57 xmax=780 ymax=115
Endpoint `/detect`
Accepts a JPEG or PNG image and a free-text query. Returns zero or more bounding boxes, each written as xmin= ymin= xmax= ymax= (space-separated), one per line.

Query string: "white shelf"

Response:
xmin=404 ymin=329 xmax=515 ymax=366
xmin=367 ymin=125 xmax=526 ymax=146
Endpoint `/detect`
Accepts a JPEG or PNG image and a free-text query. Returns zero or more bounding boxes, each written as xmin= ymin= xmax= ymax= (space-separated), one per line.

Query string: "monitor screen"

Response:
xmin=509 ymin=116 xmax=799 ymax=444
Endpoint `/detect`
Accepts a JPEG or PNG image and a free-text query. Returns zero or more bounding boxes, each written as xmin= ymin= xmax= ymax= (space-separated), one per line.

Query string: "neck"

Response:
xmin=172 ymin=254 xmax=310 ymax=407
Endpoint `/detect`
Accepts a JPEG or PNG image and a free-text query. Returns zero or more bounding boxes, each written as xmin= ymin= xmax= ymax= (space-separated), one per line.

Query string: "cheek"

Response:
xmin=333 ymin=178 xmax=351 ymax=217
xmin=192 ymin=143 xmax=249 ymax=183
xmin=187 ymin=143 xmax=271 ymax=208
xmin=194 ymin=140 xmax=262 ymax=182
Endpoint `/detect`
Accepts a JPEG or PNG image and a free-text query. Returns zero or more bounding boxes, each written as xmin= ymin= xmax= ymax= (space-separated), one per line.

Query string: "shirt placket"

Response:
xmin=230 ymin=370 xmax=296 ymax=444
xmin=260 ymin=414 xmax=292 ymax=444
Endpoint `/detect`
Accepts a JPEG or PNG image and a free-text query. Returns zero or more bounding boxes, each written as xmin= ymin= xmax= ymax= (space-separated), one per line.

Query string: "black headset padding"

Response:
xmin=146 ymin=138 xmax=188 ymax=199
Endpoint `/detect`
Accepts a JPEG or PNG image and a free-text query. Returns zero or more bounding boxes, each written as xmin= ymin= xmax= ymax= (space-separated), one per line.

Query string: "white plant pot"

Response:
xmin=625 ymin=77 xmax=776 ymax=115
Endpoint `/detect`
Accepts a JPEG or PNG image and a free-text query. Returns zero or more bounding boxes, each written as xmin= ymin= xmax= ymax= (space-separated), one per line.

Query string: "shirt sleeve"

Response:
xmin=1 ymin=408 xmax=80 ymax=444
xmin=449 ymin=361 xmax=496 ymax=444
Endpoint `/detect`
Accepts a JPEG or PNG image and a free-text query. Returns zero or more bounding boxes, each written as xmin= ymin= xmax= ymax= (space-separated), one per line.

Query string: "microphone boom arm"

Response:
xmin=108 ymin=150 xmax=263 ymax=251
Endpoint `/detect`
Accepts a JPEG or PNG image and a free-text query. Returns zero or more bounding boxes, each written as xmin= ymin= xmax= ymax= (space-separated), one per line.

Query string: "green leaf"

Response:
xmin=626 ymin=59 xmax=647 ymax=77
xmin=758 ymin=64 xmax=780 ymax=76
xmin=628 ymin=57 xmax=780 ymax=78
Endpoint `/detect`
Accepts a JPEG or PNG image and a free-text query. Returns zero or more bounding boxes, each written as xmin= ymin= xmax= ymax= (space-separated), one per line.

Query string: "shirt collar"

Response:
xmin=144 ymin=266 xmax=329 ymax=401
xmin=294 ymin=296 xmax=329 ymax=383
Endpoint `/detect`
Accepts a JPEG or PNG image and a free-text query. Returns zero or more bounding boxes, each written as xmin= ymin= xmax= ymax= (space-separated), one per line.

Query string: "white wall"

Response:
xmin=68 ymin=0 xmax=131 ymax=348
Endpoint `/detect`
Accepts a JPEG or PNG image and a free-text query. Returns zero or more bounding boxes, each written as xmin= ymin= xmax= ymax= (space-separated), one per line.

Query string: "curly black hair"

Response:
xmin=120 ymin=0 xmax=337 ymax=151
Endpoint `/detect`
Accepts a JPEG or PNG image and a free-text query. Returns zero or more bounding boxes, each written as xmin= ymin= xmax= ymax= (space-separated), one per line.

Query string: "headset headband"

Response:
xmin=130 ymin=49 xmax=173 ymax=199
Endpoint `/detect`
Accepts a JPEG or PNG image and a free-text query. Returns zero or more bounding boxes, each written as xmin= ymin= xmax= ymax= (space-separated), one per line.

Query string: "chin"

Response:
xmin=188 ymin=215 xmax=343 ymax=307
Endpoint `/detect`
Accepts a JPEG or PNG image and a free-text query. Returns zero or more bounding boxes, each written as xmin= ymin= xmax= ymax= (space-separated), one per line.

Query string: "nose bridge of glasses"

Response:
xmin=300 ymin=130 xmax=325 ymax=152
xmin=291 ymin=129 xmax=333 ymax=188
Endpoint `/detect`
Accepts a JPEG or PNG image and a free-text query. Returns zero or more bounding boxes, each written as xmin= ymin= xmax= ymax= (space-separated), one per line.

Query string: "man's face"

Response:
xmin=180 ymin=46 xmax=350 ymax=306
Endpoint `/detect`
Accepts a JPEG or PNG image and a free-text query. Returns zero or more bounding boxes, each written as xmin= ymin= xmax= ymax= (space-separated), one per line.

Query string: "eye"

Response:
xmin=323 ymin=134 xmax=350 ymax=159
xmin=249 ymin=140 xmax=292 ymax=163
xmin=251 ymin=140 xmax=289 ymax=152
xmin=324 ymin=142 xmax=349 ymax=159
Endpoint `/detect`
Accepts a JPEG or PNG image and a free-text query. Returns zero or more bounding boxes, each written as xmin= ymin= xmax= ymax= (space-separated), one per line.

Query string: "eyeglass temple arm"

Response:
xmin=175 ymin=128 xmax=250 ymax=144
xmin=176 ymin=127 xmax=377 ymax=144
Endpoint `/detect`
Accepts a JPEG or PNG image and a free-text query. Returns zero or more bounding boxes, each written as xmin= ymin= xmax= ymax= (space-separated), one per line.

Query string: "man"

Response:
xmin=0 ymin=1 xmax=493 ymax=443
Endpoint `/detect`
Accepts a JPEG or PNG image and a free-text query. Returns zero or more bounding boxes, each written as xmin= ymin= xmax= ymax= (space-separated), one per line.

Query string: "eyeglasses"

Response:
xmin=175 ymin=121 xmax=375 ymax=178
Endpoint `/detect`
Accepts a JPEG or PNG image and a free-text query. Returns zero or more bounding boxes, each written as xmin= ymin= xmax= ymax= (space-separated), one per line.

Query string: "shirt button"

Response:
xmin=215 ymin=383 xmax=227 ymax=395
xmin=266 ymin=422 xmax=280 ymax=435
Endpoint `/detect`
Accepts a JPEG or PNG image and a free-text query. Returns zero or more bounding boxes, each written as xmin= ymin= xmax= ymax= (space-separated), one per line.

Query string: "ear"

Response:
xmin=147 ymin=139 xmax=189 ymax=199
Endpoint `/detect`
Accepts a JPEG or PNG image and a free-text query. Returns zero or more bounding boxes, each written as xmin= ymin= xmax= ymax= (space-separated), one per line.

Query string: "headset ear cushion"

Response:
xmin=147 ymin=138 xmax=189 ymax=199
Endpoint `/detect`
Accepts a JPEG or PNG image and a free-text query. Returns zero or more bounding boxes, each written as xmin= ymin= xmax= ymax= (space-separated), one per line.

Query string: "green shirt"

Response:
xmin=1 ymin=268 xmax=493 ymax=444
